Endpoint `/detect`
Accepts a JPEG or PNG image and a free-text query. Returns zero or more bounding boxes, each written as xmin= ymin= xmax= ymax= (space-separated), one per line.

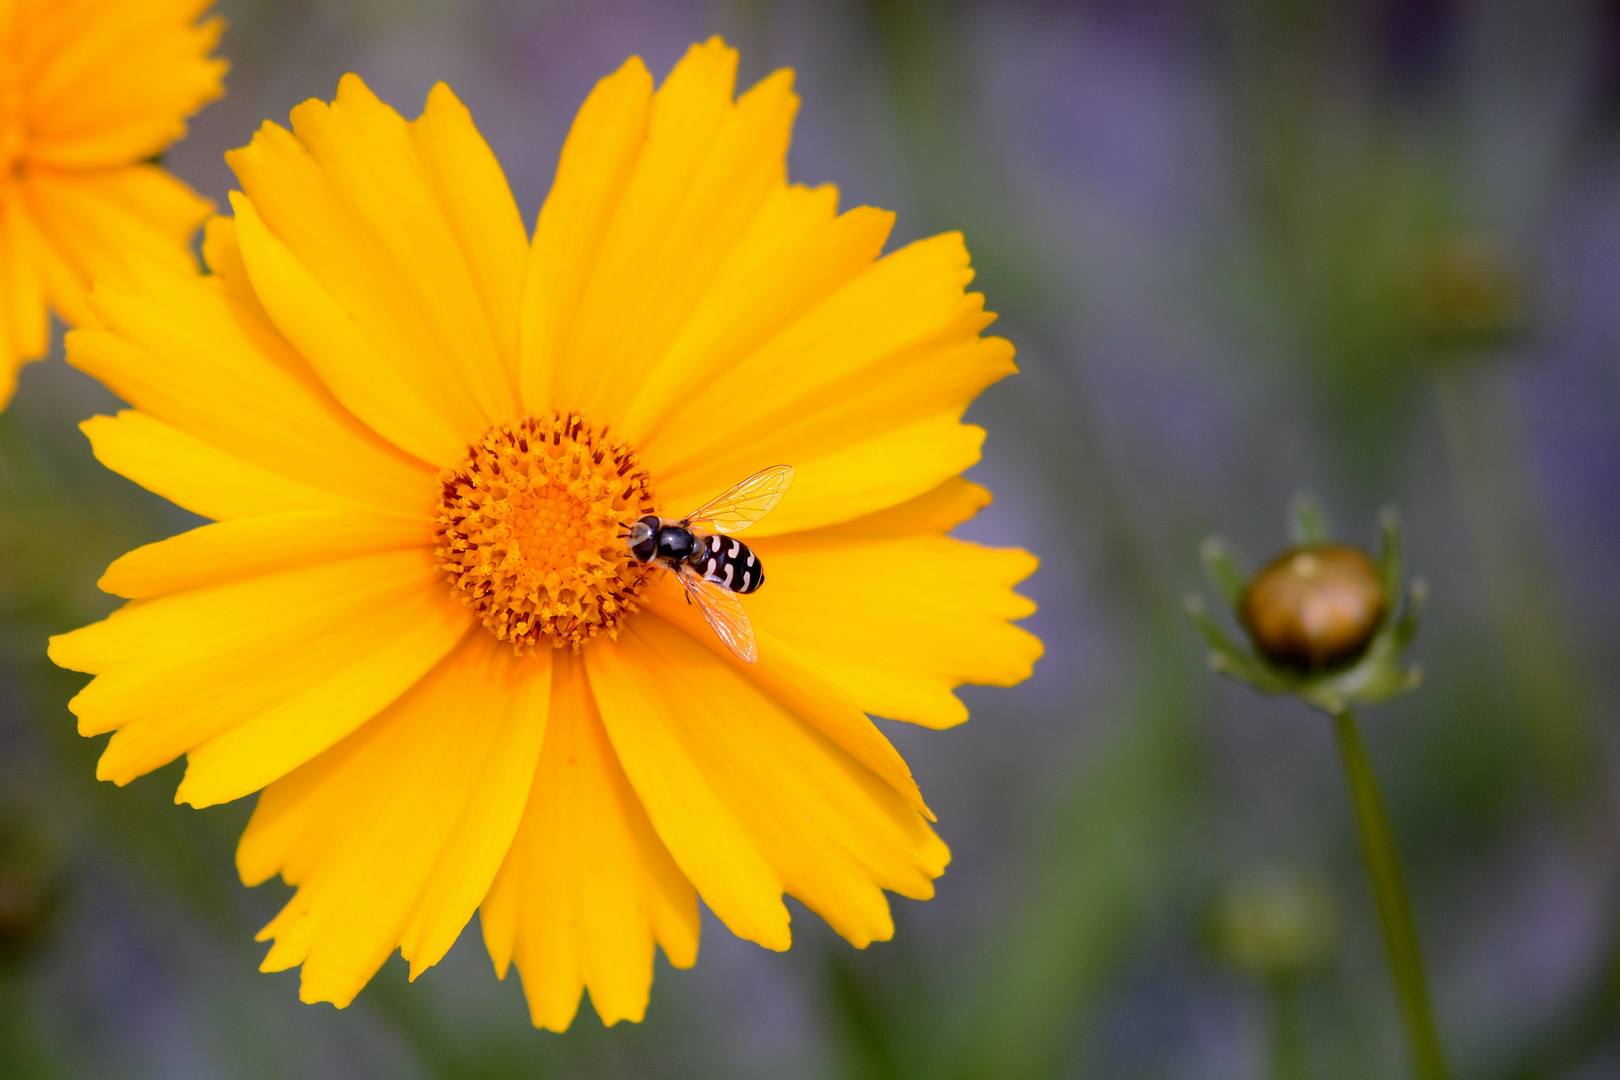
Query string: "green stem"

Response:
xmin=1432 ymin=363 xmax=1597 ymax=832
xmin=0 ymin=967 xmax=57 ymax=1080
xmin=1266 ymin=974 xmax=1311 ymax=1080
xmin=1331 ymin=708 xmax=1449 ymax=1080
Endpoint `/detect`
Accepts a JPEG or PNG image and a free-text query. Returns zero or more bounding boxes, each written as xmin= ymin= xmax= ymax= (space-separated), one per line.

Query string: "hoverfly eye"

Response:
xmin=625 ymin=520 xmax=660 ymax=562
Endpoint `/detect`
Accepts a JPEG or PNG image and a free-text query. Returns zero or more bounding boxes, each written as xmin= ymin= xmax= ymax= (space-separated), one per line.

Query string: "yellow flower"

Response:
xmin=0 ymin=0 xmax=226 ymax=407
xmin=49 ymin=39 xmax=1041 ymax=1030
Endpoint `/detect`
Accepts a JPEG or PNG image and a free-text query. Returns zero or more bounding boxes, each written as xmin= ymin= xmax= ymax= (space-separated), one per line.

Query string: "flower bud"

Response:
xmin=1209 ymin=866 xmax=1338 ymax=979
xmin=1409 ymin=233 xmax=1525 ymax=351
xmin=1241 ymin=545 xmax=1385 ymax=670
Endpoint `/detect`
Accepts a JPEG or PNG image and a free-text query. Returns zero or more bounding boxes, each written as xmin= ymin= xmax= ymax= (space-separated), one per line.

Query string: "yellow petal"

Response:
xmin=226 ymin=73 xmax=519 ymax=464
xmin=585 ymin=628 xmax=787 ymax=951
xmin=810 ymin=476 xmax=993 ymax=537
xmin=239 ymin=633 xmax=550 ymax=1008
xmin=746 ymin=532 xmax=1041 ymax=728
xmin=5 ymin=176 xmax=92 ymax=328
xmin=518 ymin=56 xmax=654 ymax=415
xmin=556 ymin=42 xmax=800 ymax=425
xmin=79 ymin=411 xmax=372 ymax=522
xmin=663 ymin=411 xmax=990 ymax=538
xmin=99 ymin=508 xmax=430 ymax=600
xmin=643 ymin=573 xmax=929 ymax=819
xmin=644 ymin=229 xmax=993 ymax=456
xmin=68 ymin=247 xmax=436 ymax=517
xmin=199 ymin=215 xmax=270 ymax=313
xmin=410 ymin=83 xmax=529 ymax=390
xmin=18 ymin=0 xmax=225 ymax=168
xmin=47 ymin=549 xmax=472 ymax=802
xmin=588 ymin=615 xmax=949 ymax=950
xmin=0 ymin=189 xmax=50 ymax=406
xmin=19 ymin=164 xmax=211 ymax=324
xmin=481 ymin=652 xmax=698 ymax=1031
xmin=617 ymin=190 xmax=889 ymax=443
xmin=644 ymin=233 xmax=1016 ymax=531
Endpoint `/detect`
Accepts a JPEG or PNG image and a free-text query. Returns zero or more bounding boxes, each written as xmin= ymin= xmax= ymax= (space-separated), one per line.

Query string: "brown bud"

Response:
xmin=1241 ymin=545 xmax=1385 ymax=670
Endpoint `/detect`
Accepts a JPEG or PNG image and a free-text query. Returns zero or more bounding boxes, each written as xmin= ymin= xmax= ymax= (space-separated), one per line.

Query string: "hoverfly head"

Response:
xmin=625 ymin=516 xmax=660 ymax=563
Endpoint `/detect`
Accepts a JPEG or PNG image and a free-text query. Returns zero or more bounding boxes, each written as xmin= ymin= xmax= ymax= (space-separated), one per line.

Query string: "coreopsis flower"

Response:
xmin=0 ymin=0 xmax=226 ymax=406
xmin=49 ymin=39 xmax=1041 ymax=1030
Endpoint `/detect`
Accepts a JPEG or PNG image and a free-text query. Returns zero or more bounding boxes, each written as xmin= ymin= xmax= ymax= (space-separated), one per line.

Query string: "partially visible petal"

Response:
xmin=239 ymin=633 xmax=550 ymax=1008
xmin=0 ymin=191 xmax=50 ymax=406
xmin=585 ymin=628 xmax=787 ymax=952
xmin=18 ymin=0 xmax=225 ymax=168
xmin=648 ymin=234 xmax=1010 ymax=534
xmin=809 ymin=476 xmax=992 ymax=537
xmin=199 ymin=215 xmax=262 ymax=308
xmin=48 ymin=549 xmax=472 ymax=803
xmin=20 ymin=164 xmax=210 ymax=324
xmin=411 ymin=83 xmax=528 ymax=386
xmin=519 ymin=56 xmax=654 ymax=415
xmin=482 ymin=652 xmax=698 ymax=1032
xmin=747 ymin=533 xmax=1040 ymax=728
xmin=662 ymin=411 xmax=989 ymax=538
xmin=226 ymin=72 xmax=521 ymax=464
xmin=8 ymin=175 xmax=99 ymax=329
xmin=618 ymin=190 xmax=889 ymax=444
xmin=80 ymin=411 xmax=373 ymax=522
xmin=553 ymin=40 xmax=800 ymax=425
xmin=645 ymin=233 xmax=1015 ymax=532
xmin=99 ymin=509 xmax=429 ymax=600
xmin=643 ymin=574 xmax=929 ymax=819
xmin=588 ymin=616 xmax=949 ymax=950
xmin=68 ymin=246 xmax=436 ymax=517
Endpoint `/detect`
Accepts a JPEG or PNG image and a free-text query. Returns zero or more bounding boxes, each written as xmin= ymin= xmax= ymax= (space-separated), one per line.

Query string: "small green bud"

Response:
xmin=1241 ymin=545 xmax=1386 ymax=671
xmin=1209 ymin=866 xmax=1338 ymax=980
xmin=1409 ymin=233 xmax=1525 ymax=352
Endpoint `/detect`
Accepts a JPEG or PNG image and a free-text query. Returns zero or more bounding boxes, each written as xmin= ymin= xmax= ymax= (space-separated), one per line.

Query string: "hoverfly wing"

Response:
xmin=677 ymin=568 xmax=759 ymax=663
xmin=682 ymin=465 xmax=795 ymax=535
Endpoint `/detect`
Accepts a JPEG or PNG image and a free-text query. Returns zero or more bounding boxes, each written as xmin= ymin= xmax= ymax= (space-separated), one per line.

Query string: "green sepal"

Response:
xmin=1183 ymin=596 xmax=1298 ymax=696
xmin=1200 ymin=538 xmax=1248 ymax=610
xmin=1376 ymin=507 xmax=1403 ymax=606
xmin=1391 ymin=578 xmax=1426 ymax=653
xmin=1289 ymin=493 xmax=1330 ymax=546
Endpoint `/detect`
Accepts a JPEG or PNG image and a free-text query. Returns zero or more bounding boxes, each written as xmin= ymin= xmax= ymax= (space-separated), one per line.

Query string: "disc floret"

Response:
xmin=434 ymin=414 xmax=658 ymax=653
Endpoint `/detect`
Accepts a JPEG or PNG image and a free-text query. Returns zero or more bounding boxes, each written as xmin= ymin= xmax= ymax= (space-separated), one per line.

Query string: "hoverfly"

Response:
xmin=625 ymin=465 xmax=794 ymax=664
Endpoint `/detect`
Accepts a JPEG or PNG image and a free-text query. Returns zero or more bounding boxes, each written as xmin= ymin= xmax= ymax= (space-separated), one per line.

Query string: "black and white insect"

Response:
xmin=624 ymin=465 xmax=795 ymax=664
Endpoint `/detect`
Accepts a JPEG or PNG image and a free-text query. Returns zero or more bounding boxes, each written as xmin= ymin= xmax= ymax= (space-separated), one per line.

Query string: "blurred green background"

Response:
xmin=3 ymin=0 xmax=1618 ymax=1076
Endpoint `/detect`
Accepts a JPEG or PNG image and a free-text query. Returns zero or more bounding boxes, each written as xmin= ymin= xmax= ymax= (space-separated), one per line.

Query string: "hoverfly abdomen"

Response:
xmin=691 ymin=534 xmax=765 ymax=595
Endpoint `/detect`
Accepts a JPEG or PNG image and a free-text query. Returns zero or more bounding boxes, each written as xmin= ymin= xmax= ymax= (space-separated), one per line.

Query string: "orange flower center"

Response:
xmin=433 ymin=414 xmax=658 ymax=653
